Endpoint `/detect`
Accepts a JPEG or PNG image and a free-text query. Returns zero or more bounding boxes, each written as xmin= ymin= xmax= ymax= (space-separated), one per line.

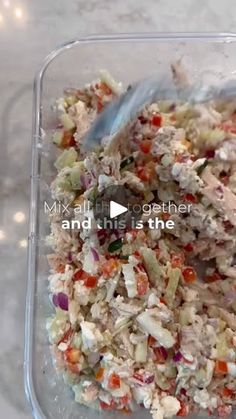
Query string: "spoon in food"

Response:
xmin=83 ymin=73 xmax=236 ymax=151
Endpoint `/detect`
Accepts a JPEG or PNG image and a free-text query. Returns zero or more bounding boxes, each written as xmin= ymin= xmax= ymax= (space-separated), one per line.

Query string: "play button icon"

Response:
xmin=110 ymin=201 xmax=128 ymax=219
xmin=93 ymin=185 xmax=142 ymax=230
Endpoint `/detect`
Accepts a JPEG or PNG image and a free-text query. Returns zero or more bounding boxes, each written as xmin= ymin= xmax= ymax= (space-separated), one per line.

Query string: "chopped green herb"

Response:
xmin=108 ymin=238 xmax=123 ymax=253
xmin=120 ymin=156 xmax=134 ymax=170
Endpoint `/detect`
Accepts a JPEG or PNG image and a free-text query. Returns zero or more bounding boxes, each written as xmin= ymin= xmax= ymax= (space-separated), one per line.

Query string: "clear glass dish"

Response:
xmin=24 ymin=32 xmax=236 ymax=419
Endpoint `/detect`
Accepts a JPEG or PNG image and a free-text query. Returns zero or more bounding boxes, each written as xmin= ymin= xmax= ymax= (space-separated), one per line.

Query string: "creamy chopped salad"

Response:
xmin=46 ymin=66 xmax=236 ymax=419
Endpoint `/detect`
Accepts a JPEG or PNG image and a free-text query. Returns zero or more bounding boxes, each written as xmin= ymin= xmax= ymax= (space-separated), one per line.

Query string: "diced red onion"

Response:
xmin=180 ymin=388 xmax=187 ymax=396
xmin=57 ymin=292 xmax=69 ymax=311
xmin=133 ymin=372 xmax=154 ymax=384
xmin=80 ymin=173 xmax=92 ymax=190
xmin=97 ymin=229 xmax=107 ymax=237
xmin=144 ymin=374 xmax=155 ymax=384
xmin=67 ymin=252 xmax=73 ymax=263
xmin=173 ymin=351 xmax=183 ymax=362
xmin=91 ymin=247 xmax=100 ymax=262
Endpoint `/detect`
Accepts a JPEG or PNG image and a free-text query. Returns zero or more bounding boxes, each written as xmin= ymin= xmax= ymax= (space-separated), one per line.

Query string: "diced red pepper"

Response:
xmin=58 ymin=328 xmax=74 ymax=345
xmin=100 ymin=399 xmax=118 ymax=411
xmin=83 ymin=275 xmax=97 ymax=288
xmin=73 ymin=268 xmax=98 ymax=287
xmin=139 ymin=140 xmax=152 ymax=154
xmin=148 ymin=335 xmax=157 ymax=347
xmin=160 ymin=296 xmax=167 ymax=305
xmin=182 ymin=267 xmax=197 ymax=283
xmin=222 ymin=387 xmax=234 ymax=397
xmin=151 ymin=114 xmax=162 ymax=127
xmin=56 ymin=264 xmax=66 ymax=273
xmin=215 ymin=360 xmax=228 ymax=374
xmin=64 ymin=348 xmax=81 ymax=364
xmin=61 ymin=131 xmax=76 ymax=148
xmin=100 ymin=401 xmax=111 ymax=410
xmin=137 ymin=162 xmax=156 ymax=182
xmin=183 ymin=193 xmax=198 ymax=203
xmin=137 ymin=166 xmax=152 ymax=182
xmin=73 ymin=269 xmax=97 ymax=288
xmin=101 ymin=258 xmax=120 ymax=278
xmin=171 ymin=252 xmax=185 ymax=268
xmin=184 ymin=243 xmax=193 ymax=252
xmin=177 ymin=401 xmax=189 ymax=416
xmin=100 ymin=82 xmax=112 ymax=96
xmin=154 ymin=347 xmax=168 ymax=363
xmin=95 ymin=367 xmax=105 ymax=381
xmin=73 ymin=269 xmax=84 ymax=281
xmin=205 ymin=272 xmax=222 ymax=283
xmin=108 ymin=373 xmax=121 ymax=389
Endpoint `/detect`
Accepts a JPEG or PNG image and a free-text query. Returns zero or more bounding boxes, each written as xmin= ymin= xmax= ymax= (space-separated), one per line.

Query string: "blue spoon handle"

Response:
xmin=84 ymin=76 xmax=236 ymax=150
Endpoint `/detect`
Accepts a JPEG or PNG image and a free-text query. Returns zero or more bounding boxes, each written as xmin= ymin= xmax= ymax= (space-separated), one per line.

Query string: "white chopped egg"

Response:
xmin=122 ymin=256 xmax=138 ymax=298
xmin=136 ymin=310 xmax=175 ymax=348
xmin=132 ymin=386 xmax=153 ymax=409
xmin=74 ymin=282 xmax=91 ymax=306
xmin=80 ymin=321 xmax=104 ymax=351
xmin=194 ymin=389 xmax=217 ymax=410
xmin=160 ymin=396 xmax=181 ymax=418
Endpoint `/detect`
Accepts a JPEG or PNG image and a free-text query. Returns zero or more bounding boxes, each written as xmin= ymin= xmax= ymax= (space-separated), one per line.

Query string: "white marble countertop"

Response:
xmin=1 ymin=0 xmax=236 ymax=418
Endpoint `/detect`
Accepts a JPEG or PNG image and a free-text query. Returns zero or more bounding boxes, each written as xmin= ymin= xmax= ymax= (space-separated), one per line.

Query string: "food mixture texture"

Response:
xmin=46 ymin=68 xmax=236 ymax=419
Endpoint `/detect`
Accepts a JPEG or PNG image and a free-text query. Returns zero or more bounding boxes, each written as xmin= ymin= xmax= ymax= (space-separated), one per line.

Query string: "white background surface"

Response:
xmin=0 ymin=0 xmax=236 ymax=417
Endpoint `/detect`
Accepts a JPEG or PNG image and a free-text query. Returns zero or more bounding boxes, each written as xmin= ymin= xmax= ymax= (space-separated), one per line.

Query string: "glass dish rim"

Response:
xmin=24 ymin=31 xmax=236 ymax=419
